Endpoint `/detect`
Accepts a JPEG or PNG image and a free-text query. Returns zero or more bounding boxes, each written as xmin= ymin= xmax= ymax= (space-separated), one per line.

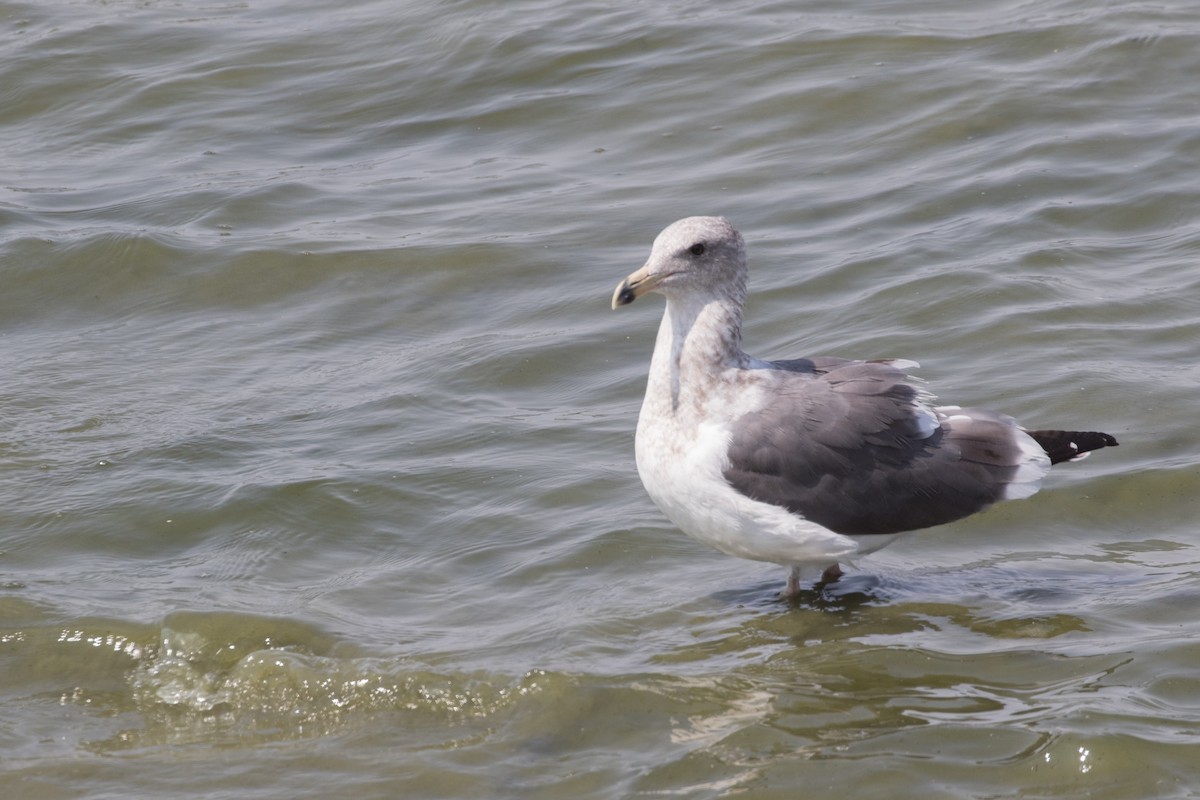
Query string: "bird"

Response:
xmin=611 ymin=216 xmax=1118 ymax=600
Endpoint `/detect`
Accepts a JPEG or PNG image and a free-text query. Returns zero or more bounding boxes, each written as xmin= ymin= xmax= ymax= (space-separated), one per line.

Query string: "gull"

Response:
xmin=612 ymin=216 xmax=1118 ymax=599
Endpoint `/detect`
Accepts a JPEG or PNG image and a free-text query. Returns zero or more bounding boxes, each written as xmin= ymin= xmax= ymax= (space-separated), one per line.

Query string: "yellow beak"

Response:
xmin=611 ymin=263 xmax=662 ymax=309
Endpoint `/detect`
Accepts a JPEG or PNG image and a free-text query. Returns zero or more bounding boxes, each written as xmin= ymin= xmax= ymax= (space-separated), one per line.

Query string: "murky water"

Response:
xmin=3 ymin=0 xmax=1199 ymax=797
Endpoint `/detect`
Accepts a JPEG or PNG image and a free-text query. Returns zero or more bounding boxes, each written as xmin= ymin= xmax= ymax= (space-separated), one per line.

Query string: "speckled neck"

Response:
xmin=643 ymin=291 xmax=747 ymax=418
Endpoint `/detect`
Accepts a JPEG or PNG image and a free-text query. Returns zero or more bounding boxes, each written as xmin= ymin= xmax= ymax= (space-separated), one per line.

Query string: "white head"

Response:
xmin=612 ymin=216 xmax=747 ymax=310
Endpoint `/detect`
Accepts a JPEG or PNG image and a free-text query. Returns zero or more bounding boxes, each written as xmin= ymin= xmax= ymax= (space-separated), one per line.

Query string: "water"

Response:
xmin=2 ymin=0 xmax=1199 ymax=796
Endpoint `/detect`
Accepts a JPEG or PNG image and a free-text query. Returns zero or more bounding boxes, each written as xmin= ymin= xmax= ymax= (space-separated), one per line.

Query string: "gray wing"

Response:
xmin=722 ymin=359 xmax=1028 ymax=536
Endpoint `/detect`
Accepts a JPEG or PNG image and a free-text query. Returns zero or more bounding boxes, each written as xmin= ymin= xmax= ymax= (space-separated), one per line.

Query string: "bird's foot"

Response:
xmin=817 ymin=563 xmax=844 ymax=586
xmin=779 ymin=563 xmax=844 ymax=602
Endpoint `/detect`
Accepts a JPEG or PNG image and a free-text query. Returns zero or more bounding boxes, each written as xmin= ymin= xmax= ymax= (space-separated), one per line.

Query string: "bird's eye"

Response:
xmin=689 ymin=243 xmax=706 ymax=256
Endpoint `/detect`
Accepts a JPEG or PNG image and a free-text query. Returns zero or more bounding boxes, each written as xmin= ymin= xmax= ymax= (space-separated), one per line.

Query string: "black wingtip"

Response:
xmin=1027 ymin=429 xmax=1119 ymax=465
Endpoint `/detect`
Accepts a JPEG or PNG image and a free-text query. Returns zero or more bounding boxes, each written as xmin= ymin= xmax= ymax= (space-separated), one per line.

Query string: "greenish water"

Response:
xmin=2 ymin=0 xmax=1199 ymax=797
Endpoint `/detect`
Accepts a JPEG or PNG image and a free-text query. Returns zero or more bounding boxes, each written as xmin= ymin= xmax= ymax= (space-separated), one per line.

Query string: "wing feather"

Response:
xmin=723 ymin=359 xmax=1034 ymax=536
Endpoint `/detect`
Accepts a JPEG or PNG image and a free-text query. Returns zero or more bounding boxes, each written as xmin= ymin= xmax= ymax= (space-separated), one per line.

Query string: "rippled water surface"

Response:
xmin=3 ymin=0 xmax=1200 ymax=797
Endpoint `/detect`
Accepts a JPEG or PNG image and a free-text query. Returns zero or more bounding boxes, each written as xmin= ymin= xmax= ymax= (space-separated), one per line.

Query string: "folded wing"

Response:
xmin=722 ymin=359 xmax=1050 ymax=536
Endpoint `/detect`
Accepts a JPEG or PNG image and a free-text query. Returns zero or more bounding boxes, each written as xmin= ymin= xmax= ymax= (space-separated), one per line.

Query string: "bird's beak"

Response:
xmin=611 ymin=262 xmax=661 ymax=309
